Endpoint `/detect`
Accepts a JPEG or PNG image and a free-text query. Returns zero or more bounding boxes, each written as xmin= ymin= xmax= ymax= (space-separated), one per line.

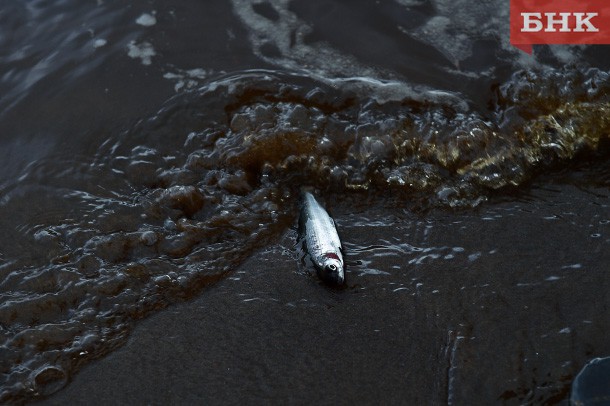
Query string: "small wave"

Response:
xmin=0 ymin=64 xmax=608 ymax=402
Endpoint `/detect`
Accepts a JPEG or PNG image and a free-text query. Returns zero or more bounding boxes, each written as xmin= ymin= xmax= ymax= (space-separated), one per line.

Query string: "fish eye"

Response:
xmin=327 ymin=264 xmax=337 ymax=272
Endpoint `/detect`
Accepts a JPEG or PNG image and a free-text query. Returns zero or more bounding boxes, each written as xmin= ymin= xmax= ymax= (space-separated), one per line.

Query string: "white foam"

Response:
xmin=163 ymin=68 xmax=213 ymax=92
xmin=230 ymin=0 xmax=392 ymax=81
xmin=93 ymin=38 xmax=107 ymax=48
xmin=468 ymin=252 xmax=481 ymax=262
xmin=136 ymin=12 xmax=157 ymax=27
xmin=127 ymin=41 xmax=156 ymax=65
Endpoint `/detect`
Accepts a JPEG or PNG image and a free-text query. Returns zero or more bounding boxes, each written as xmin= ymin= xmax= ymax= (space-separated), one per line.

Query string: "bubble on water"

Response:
xmin=127 ymin=41 xmax=156 ymax=65
xmin=31 ymin=366 xmax=68 ymax=397
xmin=140 ymin=231 xmax=158 ymax=246
xmin=136 ymin=12 xmax=157 ymax=27
xmin=93 ymin=38 xmax=107 ymax=48
xmin=163 ymin=68 xmax=212 ymax=92
xmin=155 ymin=186 xmax=206 ymax=218
xmin=468 ymin=252 xmax=481 ymax=262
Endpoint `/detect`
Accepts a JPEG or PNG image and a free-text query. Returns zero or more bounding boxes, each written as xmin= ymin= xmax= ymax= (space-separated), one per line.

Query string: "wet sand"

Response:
xmin=3 ymin=1 xmax=610 ymax=402
xmin=44 ymin=179 xmax=609 ymax=405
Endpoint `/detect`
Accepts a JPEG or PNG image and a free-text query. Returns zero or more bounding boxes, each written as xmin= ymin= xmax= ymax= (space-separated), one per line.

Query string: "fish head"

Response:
xmin=317 ymin=257 xmax=345 ymax=286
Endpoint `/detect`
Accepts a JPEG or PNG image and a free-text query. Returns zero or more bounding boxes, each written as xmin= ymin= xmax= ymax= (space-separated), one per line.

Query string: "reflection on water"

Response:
xmin=0 ymin=0 xmax=608 ymax=403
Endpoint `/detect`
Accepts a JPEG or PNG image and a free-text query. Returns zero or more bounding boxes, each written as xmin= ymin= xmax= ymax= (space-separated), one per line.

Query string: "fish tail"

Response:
xmin=299 ymin=185 xmax=315 ymax=197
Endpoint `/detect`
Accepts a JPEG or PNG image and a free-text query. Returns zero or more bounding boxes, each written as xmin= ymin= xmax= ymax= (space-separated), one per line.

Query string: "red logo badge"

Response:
xmin=510 ymin=0 xmax=610 ymax=53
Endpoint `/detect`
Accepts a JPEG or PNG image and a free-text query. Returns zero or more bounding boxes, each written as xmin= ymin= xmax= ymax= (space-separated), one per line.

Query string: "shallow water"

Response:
xmin=0 ymin=0 xmax=608 ymax=403
xmin=45 ymin=173 xmax=610 ymax=405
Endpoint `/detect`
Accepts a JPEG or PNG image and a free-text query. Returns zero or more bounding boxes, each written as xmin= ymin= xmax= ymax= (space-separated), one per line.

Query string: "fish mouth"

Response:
xmin=318 ymin=264 xmax=345 ymax=286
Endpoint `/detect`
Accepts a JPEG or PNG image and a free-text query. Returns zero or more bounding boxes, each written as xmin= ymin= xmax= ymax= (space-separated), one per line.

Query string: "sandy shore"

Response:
xmin=44 ymin=182 xmax=609 ymax=405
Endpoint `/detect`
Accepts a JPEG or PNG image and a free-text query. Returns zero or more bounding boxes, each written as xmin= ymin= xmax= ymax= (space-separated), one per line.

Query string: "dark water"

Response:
xmin=0 ymin=0 xmax=608 ymax=403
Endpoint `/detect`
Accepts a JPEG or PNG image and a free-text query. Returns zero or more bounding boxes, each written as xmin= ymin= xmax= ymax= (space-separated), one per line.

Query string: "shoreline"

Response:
xmin=44 ymin=182 xmax=609 ymax=405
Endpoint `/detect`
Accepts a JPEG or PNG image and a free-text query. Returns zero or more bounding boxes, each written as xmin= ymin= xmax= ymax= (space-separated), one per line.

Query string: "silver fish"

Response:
xmin=298 ymin=191 xmax=345 ymax=286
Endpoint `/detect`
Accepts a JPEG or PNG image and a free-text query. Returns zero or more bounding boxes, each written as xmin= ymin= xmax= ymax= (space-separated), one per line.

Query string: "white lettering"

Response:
xmin=544 ymin=12 xmax=571 ymax=32
xmin=522 ymin=13 xmax=543 ymax=32
xmin=573 ymin=13 xmax=599 ymax=32
xmin=521 ymin=12 xmax=600 ymax=33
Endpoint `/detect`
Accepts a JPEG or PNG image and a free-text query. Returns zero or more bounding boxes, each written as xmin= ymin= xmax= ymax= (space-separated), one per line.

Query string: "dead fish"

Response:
xmin=298 ymin=191 xmax=345 ymax=286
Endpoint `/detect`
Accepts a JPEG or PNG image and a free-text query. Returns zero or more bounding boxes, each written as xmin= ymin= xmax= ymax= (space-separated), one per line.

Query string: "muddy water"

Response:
xmin=0 ymin=0 xmax=608 ymax=403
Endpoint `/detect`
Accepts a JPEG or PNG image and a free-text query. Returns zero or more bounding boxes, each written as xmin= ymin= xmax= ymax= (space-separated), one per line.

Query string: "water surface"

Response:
xmin=0 ymin=0 xmax=608 ymax=403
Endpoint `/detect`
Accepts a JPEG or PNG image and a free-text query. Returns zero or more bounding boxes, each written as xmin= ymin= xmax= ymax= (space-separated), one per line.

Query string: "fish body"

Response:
xmin=298 ymin=191 xmax=345 ymax=286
